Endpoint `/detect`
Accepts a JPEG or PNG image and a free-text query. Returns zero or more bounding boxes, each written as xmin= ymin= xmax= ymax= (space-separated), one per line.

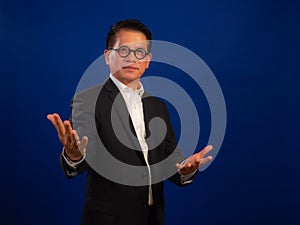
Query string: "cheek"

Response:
xmin=110 ymin=57 xmax=123 ymax=69
xmin=142 ymin=59 xmax=151 ymax=68
xmin=146 ymin=63 xmax=150 ymax=69
xmin=142 ymin=61 xmax=150 ymax=70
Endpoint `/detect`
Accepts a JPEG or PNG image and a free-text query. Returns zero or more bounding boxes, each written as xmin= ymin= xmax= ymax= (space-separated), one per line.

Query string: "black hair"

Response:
xmin=106 ymin=19 xmax=152 ymax=51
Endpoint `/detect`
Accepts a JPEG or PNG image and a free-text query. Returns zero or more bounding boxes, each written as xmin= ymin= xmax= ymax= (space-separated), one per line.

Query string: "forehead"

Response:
xmin=114 ymin=30 xmax=148 ymax=48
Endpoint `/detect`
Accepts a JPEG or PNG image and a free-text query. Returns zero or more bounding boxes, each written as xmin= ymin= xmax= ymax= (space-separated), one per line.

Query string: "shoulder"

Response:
xmin=70 ymin=83 xmax=105 ymax=113
xmin=71 ymin=78 xmax=115 ymax=103
xmin=73 ymin=84 xmax=103 ymax=100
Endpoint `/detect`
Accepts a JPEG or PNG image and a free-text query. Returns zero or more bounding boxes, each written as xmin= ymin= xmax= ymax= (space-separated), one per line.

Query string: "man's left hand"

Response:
xmin=176 ymin=145 xmax=213 ymax=175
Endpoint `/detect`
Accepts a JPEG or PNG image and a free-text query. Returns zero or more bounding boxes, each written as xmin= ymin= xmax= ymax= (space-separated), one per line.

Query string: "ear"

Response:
xmin=145 ymin=53 xmax=152 ymax=69
xmin=104 ymin=49 xmax=110 ymax=65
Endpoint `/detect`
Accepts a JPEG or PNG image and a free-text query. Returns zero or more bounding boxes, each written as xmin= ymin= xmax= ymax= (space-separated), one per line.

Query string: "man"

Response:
xmin=47 ymin=19 xmax=213 ymax=225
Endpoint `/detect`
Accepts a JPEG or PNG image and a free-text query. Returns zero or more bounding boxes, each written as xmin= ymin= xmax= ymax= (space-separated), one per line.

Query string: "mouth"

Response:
xmin=122 ymin=65 xmax=139 ymax=70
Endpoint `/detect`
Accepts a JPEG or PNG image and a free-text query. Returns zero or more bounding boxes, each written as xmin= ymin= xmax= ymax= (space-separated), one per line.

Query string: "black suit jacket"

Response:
xmin=60 ymin=78 xmax=197 ymax=225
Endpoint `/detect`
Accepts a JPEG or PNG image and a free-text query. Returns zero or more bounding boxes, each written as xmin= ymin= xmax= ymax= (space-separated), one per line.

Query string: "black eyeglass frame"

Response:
xmin=108 ymin=45 xmax=150 ymax=60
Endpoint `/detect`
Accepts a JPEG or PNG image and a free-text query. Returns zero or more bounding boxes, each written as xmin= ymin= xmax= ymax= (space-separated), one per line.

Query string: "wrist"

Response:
xmin=63 ymin=148 xmax=83 ymax=162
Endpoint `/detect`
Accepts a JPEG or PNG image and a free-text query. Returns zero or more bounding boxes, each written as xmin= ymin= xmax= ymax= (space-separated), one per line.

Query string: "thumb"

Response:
xmin=78 ymin=136 xmax=88 ymax=155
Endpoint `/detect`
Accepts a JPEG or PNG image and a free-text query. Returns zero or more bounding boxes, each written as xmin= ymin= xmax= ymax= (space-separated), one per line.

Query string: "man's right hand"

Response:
xmin=47 ymin=113 xmax=88 ymax=161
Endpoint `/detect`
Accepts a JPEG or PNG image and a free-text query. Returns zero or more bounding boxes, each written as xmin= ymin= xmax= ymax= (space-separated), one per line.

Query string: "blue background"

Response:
xmin=1 ymin=0 xmax=299 ymax=224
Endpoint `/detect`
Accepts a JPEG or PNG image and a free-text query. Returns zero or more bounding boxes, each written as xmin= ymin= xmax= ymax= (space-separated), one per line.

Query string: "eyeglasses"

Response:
xmin=109 ymin=45 xmax=149 ymax=60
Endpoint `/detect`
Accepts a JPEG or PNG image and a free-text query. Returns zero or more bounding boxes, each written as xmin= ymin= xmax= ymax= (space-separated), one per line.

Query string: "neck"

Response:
xmin=110 ymin=74 xmax=141 ymax=91
xmin=125 ymin=80 xmax=140 ymax=90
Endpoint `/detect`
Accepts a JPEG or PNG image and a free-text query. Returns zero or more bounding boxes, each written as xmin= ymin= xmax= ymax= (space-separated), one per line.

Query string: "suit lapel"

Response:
xmin=101 ymin=78 xmax=146 ymax=164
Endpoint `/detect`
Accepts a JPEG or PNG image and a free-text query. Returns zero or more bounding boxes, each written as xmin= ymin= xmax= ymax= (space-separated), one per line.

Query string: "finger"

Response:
xmin=47 ymin=114 xmax=55 ymax=123
xmin=176 ymin=163 xmax=186 ymax=170
xmin=183 ymin=156 xmax=193 ymax=165
xmin=66 ymin=132 xmax=74 ymax=146
xmin=64 ymin=120 xmax=73 ymax=135
xmin=182 ymin=162 xmax=193 ymax=171
xmin=47 ymin=113 xmax=60 ymax=130
xmin=199 ymin=156 xmax=213 ymax=166
xmin=203 ymin=145 xmax=213 ymax=154
xmin=68 ymin=130 xmax=79 ymax=152
xmin=72 ymin=130 xmax=80 ymax=144
xmin=183 ymin=154 xmax=200 ymax=168
xmin=197 ymin=145 xmax=213 ymax=158
xmin=47 ymin=113 xmax=67 ymax=139
xmin=72 ymin=131 xmax=87 ymax=155
xmin=52 ymin=113 xmax=66 ymax=136
xmin=78 ymin=136 xmax=88 ymax=155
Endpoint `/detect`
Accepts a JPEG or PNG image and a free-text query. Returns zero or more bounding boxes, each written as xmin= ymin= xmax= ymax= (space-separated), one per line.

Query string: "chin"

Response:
xmin=121 ymin=72 xmax=141 ymax=80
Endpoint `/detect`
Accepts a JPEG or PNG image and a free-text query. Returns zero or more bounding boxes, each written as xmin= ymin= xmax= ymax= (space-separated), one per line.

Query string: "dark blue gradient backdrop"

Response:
xmin=1 ymin=0 xmax=299 ymax=224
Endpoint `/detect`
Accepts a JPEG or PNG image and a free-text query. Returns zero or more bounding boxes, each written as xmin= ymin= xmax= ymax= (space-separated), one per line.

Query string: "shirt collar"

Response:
xmin=109 ymin=73 xmax=144 ymax=96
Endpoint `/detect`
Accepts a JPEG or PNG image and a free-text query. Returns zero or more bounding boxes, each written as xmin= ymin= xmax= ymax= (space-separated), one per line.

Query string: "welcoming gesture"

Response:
xmin=47 ymin=113 xmax=88 ymax=161
xmin=48 ymin=19 xmax=217 ymax=225
xmin=176 ymin=145 xmax=213 ymax=175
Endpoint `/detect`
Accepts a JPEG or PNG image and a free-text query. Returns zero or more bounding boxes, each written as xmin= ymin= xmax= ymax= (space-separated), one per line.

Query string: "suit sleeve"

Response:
xmin=60 ymin=85 xmax=101 ymax=178
xmin=162 ymin=101 xmax=198 ymax=187
xmin=60 ymin=151 xmax=88 ymax=178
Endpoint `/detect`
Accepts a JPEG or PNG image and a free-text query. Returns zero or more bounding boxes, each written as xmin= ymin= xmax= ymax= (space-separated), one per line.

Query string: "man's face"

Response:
xmin=104 ymin=30 xmax=152 ymax=87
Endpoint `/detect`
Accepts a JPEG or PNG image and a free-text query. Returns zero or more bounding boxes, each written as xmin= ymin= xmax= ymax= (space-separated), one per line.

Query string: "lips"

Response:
xmin=122 ymin=65 xmax=139 ymax=70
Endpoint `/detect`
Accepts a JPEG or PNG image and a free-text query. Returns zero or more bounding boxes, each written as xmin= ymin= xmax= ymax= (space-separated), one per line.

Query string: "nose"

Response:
xmin=126 ymin=50 xmax=136 ymax=62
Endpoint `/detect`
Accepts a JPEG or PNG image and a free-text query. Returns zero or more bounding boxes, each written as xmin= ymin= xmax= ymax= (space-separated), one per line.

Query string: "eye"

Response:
xmin=135 ymin=48 xmax=147 ymax=58
xmin=118 ymin=46 xmax=129 ymax=56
